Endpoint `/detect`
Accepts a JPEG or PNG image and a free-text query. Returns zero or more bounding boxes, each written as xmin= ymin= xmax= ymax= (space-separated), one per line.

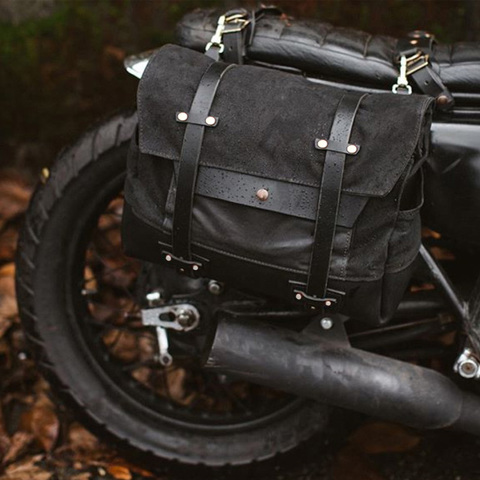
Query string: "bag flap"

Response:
xmin=138 ymin=44 xmax=433 ymax=197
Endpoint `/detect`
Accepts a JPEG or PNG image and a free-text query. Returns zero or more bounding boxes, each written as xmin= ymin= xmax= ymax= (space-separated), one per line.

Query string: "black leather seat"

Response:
xmin=177 ymin=8 xmax=480 ymax=94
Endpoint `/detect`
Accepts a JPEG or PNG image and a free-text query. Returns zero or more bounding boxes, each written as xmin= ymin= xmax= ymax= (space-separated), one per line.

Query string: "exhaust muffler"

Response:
xmin=205 ymin=317 xmax=480 ymax=434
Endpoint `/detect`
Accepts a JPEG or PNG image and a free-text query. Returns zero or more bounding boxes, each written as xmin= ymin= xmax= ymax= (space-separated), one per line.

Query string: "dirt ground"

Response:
xmin=1 ymin=167 xmax=480 ymax=479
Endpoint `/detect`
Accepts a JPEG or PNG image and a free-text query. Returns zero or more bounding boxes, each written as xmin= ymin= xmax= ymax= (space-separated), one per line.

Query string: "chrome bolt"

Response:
xmin=177 ymin=309 xmax=195 ymax=328
xmin=208 ymin=280 xmax=223 ymax=295
xmin=165 ymin=254 xmax=172 ymax=262
xmin=177 ymin=112 xmax=188 ymax=122
xmin=325 ymin=300 xmax=332 ymax=307
xmin=192 ymin=264 xmax=199 ymax=271
xmin=320 ymin=317 xmax=333 ymax=330
xmin=459 ymin=359 xmax=479 ymax=379
xmin=146 ymin=291 xmax=161 ymax=302
xmin=205 ymin=116 xmax=217 ymax=126
xmin=295 ymin=293 xmax=302 ymax=301
xmin=317 ymin=139 xmax=328 ymax=149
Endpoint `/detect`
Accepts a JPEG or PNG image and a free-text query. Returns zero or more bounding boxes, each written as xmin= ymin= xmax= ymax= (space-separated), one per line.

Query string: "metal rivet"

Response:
xmin=165 ymin=254 xmax=172 ymax=262
xmin=436 ymin=95 xmax=449 ymax=106
xmin=325 ymin=300 xmax=332 ymax=307
xmin=192 ymin=264 xmax=199 ymax=271
xmin=410 ymin=39 xmax=418 ymax=45
xmin=321 ymin=317 xmax=333 ymax=330
xmin=347 ymin=144 xmax=358 ymax=154
xmin=256 ymin=188 xmax=269 ymax=201
xmin=295 ymin=293 xmax=302 ymax=301
xmin=177 ymin=112 xmax=188 ymax=122
xmin=205 ymin=116 xmax=216 ymax=126
xmin=317 ymin=139 xmax=328 ymax=149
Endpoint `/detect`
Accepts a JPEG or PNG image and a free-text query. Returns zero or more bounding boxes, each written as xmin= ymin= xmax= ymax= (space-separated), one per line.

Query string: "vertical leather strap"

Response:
xmin=172 ymin=61 xmax=235 ymax=263
xmin=306 ymin=93 xmax=366 ymax=301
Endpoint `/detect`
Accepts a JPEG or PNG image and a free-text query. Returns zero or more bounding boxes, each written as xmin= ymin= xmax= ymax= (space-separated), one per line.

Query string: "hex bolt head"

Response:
xmin=177 ymin=310 xmax=194 ymax=328
xmin=208 ymin=280 xmax=223 ymax=295
xmin=459 ymin=359 xmax=479 ymax=379
xmin=320 ymin=317 xmax=333 ymax=330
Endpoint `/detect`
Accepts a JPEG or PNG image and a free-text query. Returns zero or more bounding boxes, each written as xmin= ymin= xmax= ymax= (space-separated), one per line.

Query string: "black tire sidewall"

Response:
xmin=25 ymin=121 xmax=329 ymax=466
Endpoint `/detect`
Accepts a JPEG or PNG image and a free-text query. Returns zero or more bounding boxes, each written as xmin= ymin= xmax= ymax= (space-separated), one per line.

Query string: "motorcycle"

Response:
xmin=14 ymin=6 xmax=480 ymax=467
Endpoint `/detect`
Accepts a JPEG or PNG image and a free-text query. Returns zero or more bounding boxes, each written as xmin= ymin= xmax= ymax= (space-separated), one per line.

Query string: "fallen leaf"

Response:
xmin=348 ymin=422 xmax=421 ymax=454
xmin=0 ymin=264 xmax=17 ymax=334
xmin=70 ymin=473 xmax=92 ymax=480
xmin=20 ymin=394 xmax=59 ymax=452
xmin=2 ymin=432 xmax=34 ymax=465
xmin=3 ymin=454 xmax=50 ymax=480
xmin=67 ymin=423 xmax=99 ymax=454
xmin=431 ymin=246 xmax=455 ymax=261
xmin=107 ymin=465 xmax=132 ymax=480
xmin=0 ymin=172 xmax=32 ymax=228
xmin=332 ymin=445 xmax=385 ymax=480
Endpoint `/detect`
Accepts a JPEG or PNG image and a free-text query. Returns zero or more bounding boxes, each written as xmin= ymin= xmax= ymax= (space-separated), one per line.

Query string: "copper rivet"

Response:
xmin=165 ymin=255 xmax=172 ymax=262
xmin=192 ymin=265 xmax=199 ymax=271
xmin=437 ymin=95 xmax=449 ymax=106
xmin=325 ymin=300 xmax=332 ymax=307
xmin=177 ymin=112 xmax=188 ymax=121
xmin=205 ymin=116 xmax=216 ymax=126
xmin=347 ymin=144 xmax=358 ymax=154
xmin=256 ymin=188 xmax=269 ymax=201
xmin=317 ymin=139 xmax=328 ymax=149
xmin=295 ymin=293 xmax=302 ymax=301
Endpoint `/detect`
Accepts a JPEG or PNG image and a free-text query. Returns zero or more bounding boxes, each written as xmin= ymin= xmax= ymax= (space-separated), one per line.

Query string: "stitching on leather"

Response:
xmin=319 ymin=25 xmax=334 ymax=48
xmin=363 ymin=35 xmax=372 ymax=58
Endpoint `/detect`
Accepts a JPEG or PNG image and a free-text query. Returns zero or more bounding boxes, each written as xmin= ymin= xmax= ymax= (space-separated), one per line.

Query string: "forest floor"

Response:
xmin=2 ymin=167 xmax=480 ymax=480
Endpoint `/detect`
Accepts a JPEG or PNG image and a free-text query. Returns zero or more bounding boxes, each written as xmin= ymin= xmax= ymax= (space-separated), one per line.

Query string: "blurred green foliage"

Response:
xmin=1 ymin=0 xmax=478 ymax=173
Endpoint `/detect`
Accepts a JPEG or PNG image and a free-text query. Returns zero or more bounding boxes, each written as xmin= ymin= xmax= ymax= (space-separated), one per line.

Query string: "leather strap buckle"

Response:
xmin=161 ymin=251 xmax=205 ymax=277
xmin=405 ymin=51 xmax=430 ymax=76
xmin=205 ymin=11 xmax=251 ymax=54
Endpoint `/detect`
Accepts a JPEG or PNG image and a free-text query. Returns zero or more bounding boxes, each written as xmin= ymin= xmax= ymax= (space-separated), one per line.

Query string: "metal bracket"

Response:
xmin=160 ymin=251 xmax=205 ymax=277
xmin=289 ymin=281 xmax=344 ymax=311
xmin=141 ymin=304 xmax=201 ymax=366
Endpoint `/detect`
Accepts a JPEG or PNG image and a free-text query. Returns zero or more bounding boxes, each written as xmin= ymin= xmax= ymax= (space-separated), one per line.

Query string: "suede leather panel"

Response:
xmin=138 ymin=44 xmax=433 ymax=198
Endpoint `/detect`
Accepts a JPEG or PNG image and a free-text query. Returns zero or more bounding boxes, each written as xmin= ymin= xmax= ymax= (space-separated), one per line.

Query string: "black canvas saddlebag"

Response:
xmin=122 ymin=44 xmax=433 ymax=325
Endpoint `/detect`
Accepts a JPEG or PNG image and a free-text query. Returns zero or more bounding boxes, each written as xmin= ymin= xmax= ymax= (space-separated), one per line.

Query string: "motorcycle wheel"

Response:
xmin=15 ymin=110 xmax=329 ymax=467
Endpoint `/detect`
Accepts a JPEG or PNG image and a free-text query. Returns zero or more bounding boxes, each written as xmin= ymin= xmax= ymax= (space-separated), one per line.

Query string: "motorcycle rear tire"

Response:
xmin=15 ymin=110 xmax=329 ymax=467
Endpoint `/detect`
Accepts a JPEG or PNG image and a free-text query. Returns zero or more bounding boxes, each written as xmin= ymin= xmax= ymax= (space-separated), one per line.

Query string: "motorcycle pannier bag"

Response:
xmin=122 ymin=44 xmax=433 ymax=325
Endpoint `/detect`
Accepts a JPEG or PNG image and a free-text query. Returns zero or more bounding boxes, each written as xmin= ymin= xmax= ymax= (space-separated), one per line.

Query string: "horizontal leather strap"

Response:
xmin=172 ymin=162 xmax=368 ymax=227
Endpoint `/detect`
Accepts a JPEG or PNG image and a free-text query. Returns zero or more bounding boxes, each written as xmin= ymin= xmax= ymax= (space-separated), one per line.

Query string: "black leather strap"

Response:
xmin=223 ymin=30 xmax=245 ymax=64
xmin=172 ymin=61 xmax=235 ymax=263
xmin=306 ymin=92 xmax=366 ymax=301
xmin=396 ymin=34 xmax=454 ymax=110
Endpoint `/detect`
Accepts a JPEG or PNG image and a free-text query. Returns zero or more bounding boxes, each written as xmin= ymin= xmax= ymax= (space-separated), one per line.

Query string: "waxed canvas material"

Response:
xmin=138 ymin=45 xmax=432 ymax=197
xmin=123 ymin=44 xmax=434 ymax=323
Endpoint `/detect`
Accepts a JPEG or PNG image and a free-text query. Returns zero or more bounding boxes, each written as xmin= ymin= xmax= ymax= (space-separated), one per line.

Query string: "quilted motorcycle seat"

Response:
xmin=176 ymin=8 xmax=480 ymax=94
